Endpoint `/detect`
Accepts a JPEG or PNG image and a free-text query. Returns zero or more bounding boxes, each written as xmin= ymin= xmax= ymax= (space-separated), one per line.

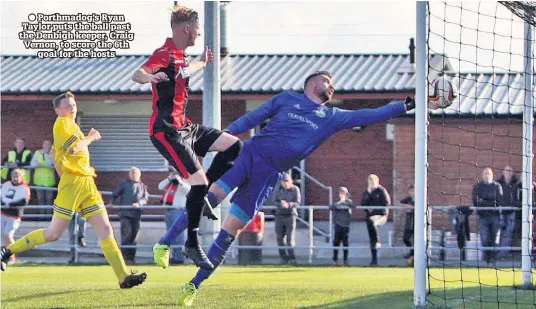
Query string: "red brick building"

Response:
xmin=2 ymin=55 xmax=528 ymax=243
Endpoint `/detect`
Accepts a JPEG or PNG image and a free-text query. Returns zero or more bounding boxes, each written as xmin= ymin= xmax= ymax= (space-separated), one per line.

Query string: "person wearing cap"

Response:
xmin=108 ymin=167 xmax=149 ymax=263
xmin=329 ymin=186 xmax=354 ymax=265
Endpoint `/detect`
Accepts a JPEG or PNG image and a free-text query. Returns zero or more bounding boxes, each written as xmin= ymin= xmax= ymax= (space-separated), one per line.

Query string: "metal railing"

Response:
xmin=291 ymin=165 xmax=333 ymax=242
xmin=9 ymin=184 xmax=532 ymax=265
xmin=3 ymin=164 xmax=335 ymax=244
xmin=4 ymin=201 xmax=414 ymax=264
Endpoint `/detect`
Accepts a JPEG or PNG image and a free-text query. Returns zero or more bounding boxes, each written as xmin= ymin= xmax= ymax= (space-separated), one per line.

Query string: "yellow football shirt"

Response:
xmin=52 ymin=116 xmax=96 ymax=177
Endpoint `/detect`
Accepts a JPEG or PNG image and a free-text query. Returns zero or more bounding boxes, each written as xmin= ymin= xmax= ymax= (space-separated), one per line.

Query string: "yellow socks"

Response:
xmin=8 ymin=229 xmax=46 ymax=254
xmin=100 ymin=237 xmax=129 ymax=283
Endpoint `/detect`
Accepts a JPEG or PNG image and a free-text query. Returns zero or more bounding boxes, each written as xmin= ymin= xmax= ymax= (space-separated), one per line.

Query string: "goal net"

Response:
xmin=421 ymin=1 xmax=536 ymax=308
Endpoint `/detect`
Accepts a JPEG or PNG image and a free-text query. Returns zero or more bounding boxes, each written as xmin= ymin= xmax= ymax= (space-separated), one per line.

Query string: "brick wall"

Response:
xmin=392 ymin=117 xmax=532 ymax=244
xmin=1 ymin=101 xmax=56 ymax=156
xmin=3 ymin=97 xmax=406 ymax=221
xmin=1 ymin=99 xmax=247 ymax=209
xmin=305 ymin=99 xmax=397 ymax=220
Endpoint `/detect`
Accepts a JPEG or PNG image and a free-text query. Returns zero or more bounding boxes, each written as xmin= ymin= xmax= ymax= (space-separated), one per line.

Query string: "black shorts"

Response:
xmin=151 ymin=123 xmax=222 ymax=178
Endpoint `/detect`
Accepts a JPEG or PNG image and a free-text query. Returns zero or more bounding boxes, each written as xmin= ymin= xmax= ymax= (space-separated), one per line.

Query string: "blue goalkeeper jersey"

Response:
xmin=226 ymin=91 xmax=407 ymax=172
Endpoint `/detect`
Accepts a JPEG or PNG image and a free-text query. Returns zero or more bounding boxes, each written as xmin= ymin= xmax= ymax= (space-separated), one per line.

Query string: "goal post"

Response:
xmin=521 ymin=17 xmax=533 ymax=289
xmin=414 ymin=1 xmax=536 ymax=307
xmin=414 ymin=1 xmax=428 ymax=307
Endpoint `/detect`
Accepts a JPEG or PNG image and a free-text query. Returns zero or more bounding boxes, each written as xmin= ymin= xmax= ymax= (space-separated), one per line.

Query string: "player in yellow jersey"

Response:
xmin=0 ymin=91 xmax=147 ymax=289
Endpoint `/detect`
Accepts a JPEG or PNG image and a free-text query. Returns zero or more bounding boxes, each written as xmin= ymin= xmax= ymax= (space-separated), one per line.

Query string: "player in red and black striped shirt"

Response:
xmin=132 ymin=5 xmax=242 ymax=270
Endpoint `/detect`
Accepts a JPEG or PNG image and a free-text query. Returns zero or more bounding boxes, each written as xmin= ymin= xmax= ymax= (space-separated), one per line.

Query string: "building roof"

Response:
xmin=0 ymin=54 xmax=448 ymax=95
xmin=425 ymin=72 xmax=534 ymax=116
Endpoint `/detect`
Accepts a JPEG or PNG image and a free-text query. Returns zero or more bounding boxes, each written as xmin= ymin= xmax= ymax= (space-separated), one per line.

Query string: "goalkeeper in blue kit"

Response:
xmin=153 ymin=71 xmax=415 ymax=306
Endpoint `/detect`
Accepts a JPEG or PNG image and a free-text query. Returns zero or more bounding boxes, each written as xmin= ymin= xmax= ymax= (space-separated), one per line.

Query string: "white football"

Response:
xmin=428 ymin=75 xmax=457 ymax=110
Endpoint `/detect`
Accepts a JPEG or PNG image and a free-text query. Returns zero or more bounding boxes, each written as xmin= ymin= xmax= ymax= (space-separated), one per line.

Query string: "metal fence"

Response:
xmin=2 ymin=185 xmax=532 ymax=265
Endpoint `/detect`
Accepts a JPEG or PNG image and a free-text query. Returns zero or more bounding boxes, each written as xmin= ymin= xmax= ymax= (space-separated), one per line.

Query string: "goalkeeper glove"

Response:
xmin=404 ymin=96 xmax=416 ymax=111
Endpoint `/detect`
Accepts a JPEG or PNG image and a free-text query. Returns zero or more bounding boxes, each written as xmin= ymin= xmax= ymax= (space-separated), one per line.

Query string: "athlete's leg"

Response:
xmin=5 ymin=173 xmax=78 ymax=262
xmin=87 ymin=213 xmax=126 ymax=279
xmin=205 ymin=132 xmax=242 ymax=186
xmin=193 ymin=127 xmax=242 ymax=221
xmin=158 ymin=182 xmax=230 ymax=247
xmin=81 ymin=177 xmax=146 ymax=288
xmin=181 ymin=168 xmax=281 ymax=303
xmin=154 ymin=143 xmax=250 ymax=269
xmin=151 ymin=130 xmax=214 ymax=269
xmin=2 ymin=214 xmax=70 ymax=271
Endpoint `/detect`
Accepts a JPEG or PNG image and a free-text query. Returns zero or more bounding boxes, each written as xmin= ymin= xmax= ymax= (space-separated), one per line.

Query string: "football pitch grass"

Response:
xmin=1 ymin=264 xmax=536 ymax=309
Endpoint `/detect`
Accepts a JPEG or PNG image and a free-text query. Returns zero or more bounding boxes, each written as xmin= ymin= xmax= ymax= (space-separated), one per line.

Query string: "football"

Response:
xmin=428 ymin=75 xmax=457 ymax=110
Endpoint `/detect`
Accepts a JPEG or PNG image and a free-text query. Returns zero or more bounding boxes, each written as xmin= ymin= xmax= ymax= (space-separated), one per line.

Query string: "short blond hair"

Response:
xmin=170 ymin=5 xmax=199 ymax=27
xmin=53 ymin=91 xmax=75 ymax=108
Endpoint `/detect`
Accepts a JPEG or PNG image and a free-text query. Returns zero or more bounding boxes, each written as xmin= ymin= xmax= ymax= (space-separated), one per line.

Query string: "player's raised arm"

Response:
xmin=132 ymin=49 xmax=170 ymax=84
xmin=225 ymin=93 xmax=282 ymax=135
xmin=333 ymin=97 xmax=415 ymax=130
xmin=188 ymin=46 xmax=213 ymax=75
xmin=70 ymin=128 xmax=101 ymax=154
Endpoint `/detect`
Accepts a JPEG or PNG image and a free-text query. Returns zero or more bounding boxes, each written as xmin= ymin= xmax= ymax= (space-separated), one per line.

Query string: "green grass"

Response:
xmin=1 ymin=264 xmax=536 ymax=309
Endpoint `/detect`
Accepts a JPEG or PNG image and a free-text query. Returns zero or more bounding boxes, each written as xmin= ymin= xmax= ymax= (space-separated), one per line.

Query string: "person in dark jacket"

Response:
xmin=272 ymin=173 xmax=300 ymax=264
xmin=472 ymin=167 xmax=503 ymax=265
xmin=361 ymin=174 xmax=390 ymax=266
xmin=496 ymin=165 xmax=520 ymax=258
xmin=400 ymin=185 xmax=415 ymax=265
xmin=108 ymin=167 xmax=149 ymax=263
xmin=330 ymin=187 xmax=354 ymax=266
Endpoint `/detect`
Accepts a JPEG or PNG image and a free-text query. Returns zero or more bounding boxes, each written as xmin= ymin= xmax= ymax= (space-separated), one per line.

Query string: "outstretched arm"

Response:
xmin=333 ymin=97 xmax=414 ymax=130
xmin=225 ymin=93 xmax=282 ymax=135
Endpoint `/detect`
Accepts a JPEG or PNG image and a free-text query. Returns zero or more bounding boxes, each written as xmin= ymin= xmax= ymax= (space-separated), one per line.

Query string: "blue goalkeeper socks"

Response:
xmin=160 ymin=192 xmax=220 ymax=246
xmin=191 ymin=228 xmax=235 ymax=288
xmin=160 ymin=208 xmax=188 ymax=246
xmin=207 ymin=191 xmax=218 ymax=208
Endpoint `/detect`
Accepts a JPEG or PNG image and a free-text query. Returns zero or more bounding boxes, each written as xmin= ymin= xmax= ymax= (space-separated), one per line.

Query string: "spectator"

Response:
xmin=0 ymin=169 xmax=31 ymax=264
xmin=472 ymin=167 xmax=503 ymax=266
xmin=330 ymin=186 xmax=354 ymax=266
xmin=361 ymin=174 xmax=390 ymax=266
xmin=158 ymin=168 xmax=190 ymax=264
xmin=400 ymin=184 xmax=415 ymax=265
xmin=273 ymin=173 xmax=300 ymax=264
xmin=1 ymin=137 xmax=33 ymax=184
xmin=108 ymin=167 xmax=148 ymax=264
xmin=67 ymin=213 xmax=87 ymax=264
xmin=496 ymin=165 xmax=521 ymax=259
xmin=30 ymin=139 xmax=56 ymax=213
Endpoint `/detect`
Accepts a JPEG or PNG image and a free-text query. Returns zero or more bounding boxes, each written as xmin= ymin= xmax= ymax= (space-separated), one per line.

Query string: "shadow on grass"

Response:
xmin=228 ymin=268 xmax=306 ymax=274
xmin=2 ymin=289 xmax=109 ymax=303
xmin=295 ymin=285 xmax=536 ymax=309
xmin=2 ymin=290 xmax=172 ymax=309
xmin=1 ymin=304 xmax=173 ymax=309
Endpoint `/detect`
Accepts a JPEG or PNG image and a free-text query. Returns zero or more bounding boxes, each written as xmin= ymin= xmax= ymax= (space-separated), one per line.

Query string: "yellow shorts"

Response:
xmin=53 ymin=173 xmax=106 ymax=220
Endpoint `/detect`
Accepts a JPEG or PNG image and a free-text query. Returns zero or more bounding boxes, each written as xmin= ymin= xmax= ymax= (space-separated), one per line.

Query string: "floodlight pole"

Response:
xmin=200 ymin=1 xmax=222 ymax=246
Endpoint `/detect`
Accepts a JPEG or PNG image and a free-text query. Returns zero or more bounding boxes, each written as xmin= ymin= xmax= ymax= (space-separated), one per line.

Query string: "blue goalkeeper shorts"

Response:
xmin=215 ymin=141 xmax=283 ymax=225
